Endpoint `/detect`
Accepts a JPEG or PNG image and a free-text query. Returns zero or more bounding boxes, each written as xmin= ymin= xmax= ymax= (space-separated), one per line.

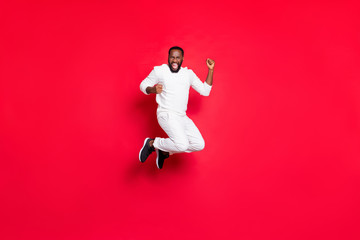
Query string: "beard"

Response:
xmin=168 ymin=60 xmax=183 ymax=73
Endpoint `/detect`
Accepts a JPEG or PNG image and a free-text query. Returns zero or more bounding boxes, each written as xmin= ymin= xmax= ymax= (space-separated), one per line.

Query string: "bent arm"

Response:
xmin=191 ymin=71 xmax=212 ymax=96
xmin=140 ymin=68 xmax=158 ymax=95
xmin=190 ymin=58 xmax=215 ymax=96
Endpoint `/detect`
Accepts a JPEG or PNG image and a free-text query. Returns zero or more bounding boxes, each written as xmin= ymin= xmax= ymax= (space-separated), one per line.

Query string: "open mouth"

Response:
xmin=171 ymin=63 xmax=178 ymax=70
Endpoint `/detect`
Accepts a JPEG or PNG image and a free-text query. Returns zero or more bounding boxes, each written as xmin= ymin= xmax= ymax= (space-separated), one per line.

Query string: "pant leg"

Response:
xmin=184 ymin=116 xmax=205 ymax=152
xmin=153 ymin=112 xmax=189 ymax=153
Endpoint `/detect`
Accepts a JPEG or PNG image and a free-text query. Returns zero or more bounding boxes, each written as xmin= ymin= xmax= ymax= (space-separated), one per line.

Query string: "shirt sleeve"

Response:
xmin=140 ymin=68 xmax=159 ymax=95
xmin=190 ymin=70 xmax=212 ymax=96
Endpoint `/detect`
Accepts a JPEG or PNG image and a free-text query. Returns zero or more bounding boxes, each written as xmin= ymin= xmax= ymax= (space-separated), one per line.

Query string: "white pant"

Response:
xmin=153 ymin=112 xmax=205 ymax=154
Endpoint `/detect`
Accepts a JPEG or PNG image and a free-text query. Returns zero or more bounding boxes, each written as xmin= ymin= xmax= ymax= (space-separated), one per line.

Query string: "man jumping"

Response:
xmin=139 ymin=46 xmax=215 ymax=169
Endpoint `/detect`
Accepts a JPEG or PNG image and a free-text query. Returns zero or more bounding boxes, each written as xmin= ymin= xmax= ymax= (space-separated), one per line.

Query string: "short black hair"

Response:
xmin=168 ymin=46 xmax=184 ymax=56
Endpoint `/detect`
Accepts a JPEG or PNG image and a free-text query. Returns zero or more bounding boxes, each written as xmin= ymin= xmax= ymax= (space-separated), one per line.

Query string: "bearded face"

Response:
xmin=168 ymin=49 xmax=184 ymax=73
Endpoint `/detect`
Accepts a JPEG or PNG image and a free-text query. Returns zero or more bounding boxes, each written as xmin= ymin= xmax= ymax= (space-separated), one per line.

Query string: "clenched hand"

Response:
xmin=155 ymin=84 xmax=163 ymax=94
xmin=206 ymin=58 xmax=215 ymax=70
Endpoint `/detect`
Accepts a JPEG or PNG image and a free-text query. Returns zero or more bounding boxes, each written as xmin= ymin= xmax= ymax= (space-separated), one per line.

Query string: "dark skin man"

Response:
xmin=146 ymin=49 xmax=215 ymax=148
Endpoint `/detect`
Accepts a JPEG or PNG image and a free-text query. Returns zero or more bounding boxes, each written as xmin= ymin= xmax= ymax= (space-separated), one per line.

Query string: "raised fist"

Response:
xmin=206 ymin=58 xmax=215 ymax=70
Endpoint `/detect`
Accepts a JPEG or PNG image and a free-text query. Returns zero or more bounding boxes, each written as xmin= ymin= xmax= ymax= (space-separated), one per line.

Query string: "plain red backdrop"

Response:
xmin=1 ymin=0 xmax=360 ymax=239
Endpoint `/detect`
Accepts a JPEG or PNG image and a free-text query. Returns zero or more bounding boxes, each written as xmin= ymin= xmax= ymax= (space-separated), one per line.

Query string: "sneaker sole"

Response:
xmin=156 ymin=148 xmax=160 ymax=169
xmin=139 ymin=137 xmax=151 ymax=162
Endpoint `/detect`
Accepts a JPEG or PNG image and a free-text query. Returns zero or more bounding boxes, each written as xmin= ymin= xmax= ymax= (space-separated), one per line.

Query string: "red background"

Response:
xmin=1 ymin=0 xmax=360 ymax=239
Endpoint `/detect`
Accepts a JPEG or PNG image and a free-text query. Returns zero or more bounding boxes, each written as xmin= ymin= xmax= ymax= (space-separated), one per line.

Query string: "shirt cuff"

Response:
xmin=204 ymin=82 xmax=212 ymax=90
xmin=140 ymin=84 xmax=150 ymax=95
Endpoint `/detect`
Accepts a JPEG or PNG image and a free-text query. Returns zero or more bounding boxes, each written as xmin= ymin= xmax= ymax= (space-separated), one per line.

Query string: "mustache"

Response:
xmin=168 ymin=60 xmax=182 ymax=73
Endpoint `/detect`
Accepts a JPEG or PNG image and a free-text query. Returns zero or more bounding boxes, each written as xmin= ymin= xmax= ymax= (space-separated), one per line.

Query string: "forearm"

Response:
xmin=205 ymin=69 xmax=214 ymax=86
xmin=146 ymin=84 xmax=163 ymax=94
xmin=146 ymin=86 xmax=156 ymax=94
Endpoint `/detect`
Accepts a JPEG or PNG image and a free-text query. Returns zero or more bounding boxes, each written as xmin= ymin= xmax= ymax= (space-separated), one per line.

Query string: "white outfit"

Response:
xmin=140 ymin=64 xmax=212 ymax=154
